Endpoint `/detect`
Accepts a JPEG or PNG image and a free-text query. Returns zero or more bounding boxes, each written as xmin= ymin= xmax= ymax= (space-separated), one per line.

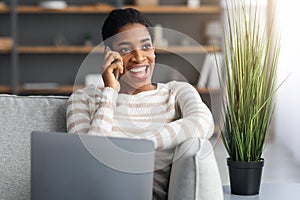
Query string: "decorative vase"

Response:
xmin=227 ymin=158 xmax=264 ymax=195
xmin=187 ymin=0 xmax=200 ymax=8
xmin=135 ymin=0 xmax=158 ymax=6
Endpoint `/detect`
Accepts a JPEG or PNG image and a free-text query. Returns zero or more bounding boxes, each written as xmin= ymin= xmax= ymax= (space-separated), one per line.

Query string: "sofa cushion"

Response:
xmin=168 ymin=138 xmax=223 ymax=200
xmin=0 ymin=94 xmax=68 ymax=200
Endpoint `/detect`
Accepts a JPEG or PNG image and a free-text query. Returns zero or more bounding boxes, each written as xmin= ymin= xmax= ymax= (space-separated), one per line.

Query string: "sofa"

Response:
xmin=0 ymin=94 xmax=223 ymax=200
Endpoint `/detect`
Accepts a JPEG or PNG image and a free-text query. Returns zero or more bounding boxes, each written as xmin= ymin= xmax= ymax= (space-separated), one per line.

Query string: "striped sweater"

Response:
xmin=66 ymin=81 xmax=214 ymax=199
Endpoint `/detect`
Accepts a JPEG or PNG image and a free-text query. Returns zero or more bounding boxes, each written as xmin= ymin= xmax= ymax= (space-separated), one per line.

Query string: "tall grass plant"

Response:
xmin=219 ymin=0 xmax=280 ymax=162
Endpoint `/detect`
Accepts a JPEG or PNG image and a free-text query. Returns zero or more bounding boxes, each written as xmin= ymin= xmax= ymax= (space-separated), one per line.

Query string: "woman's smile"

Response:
xmin=127 ymin=64 xmax=150 ymax=79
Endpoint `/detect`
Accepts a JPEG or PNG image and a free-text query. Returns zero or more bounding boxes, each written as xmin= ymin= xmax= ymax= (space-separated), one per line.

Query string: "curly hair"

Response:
xmin=101 ymin=8 xmax=153 ymax=47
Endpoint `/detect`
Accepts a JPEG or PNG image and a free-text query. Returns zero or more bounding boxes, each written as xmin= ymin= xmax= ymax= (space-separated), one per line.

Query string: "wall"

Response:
xmin=274 ymin=0 xmax=300 ymax=164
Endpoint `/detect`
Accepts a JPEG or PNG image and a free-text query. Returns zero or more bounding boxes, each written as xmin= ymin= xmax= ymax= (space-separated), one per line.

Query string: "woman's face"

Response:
xmin=112 ymin=23 xmax=155 ymax=90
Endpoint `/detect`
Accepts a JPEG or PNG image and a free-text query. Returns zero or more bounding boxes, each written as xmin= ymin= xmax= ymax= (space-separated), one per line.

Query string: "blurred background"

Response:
xmin=0 ymin=0 xmax=299 ymax=185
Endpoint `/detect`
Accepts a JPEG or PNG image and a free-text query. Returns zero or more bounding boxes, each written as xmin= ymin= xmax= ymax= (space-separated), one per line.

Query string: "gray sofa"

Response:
xmin=0 ymin=94 xmax=223 ymax=200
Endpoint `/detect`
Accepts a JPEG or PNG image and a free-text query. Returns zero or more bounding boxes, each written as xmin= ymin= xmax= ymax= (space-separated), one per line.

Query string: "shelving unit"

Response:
xmin=0 ymin=1 xmax=13 ymax=94
xmin=0 ymin=0 xmax=222 ymax=96
xmin=17 ymin=45 xmax=220 ymax=54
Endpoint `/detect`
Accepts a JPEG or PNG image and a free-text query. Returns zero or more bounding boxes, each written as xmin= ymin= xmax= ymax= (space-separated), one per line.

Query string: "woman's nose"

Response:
xmin=131 ymin=49 xmax=146 ymax=62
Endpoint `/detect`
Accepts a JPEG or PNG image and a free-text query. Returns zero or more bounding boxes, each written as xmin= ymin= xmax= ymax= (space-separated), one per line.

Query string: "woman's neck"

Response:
xmin=119 ymin=82 xmax=157 ymax=95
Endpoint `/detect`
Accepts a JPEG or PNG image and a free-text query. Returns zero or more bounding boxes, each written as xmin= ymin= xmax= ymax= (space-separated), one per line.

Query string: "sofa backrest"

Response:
xmin=0 ymin=94 xmax=68 ymax=200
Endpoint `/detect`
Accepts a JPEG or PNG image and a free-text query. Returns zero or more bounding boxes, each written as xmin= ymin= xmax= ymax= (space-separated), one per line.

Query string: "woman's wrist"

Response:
xmin=101 ymin=87 xmax=118 ymax=106
xmin=102 ymin=74 xmax=120 ymax=92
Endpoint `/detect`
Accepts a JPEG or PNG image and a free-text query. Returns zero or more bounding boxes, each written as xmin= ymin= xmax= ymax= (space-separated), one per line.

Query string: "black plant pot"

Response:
xmin=227 ymin=158 xmax=264 ymax=195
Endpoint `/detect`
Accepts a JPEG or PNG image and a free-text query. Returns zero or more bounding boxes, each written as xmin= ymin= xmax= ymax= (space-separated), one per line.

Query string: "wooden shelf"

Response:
xmin=194 ymin=86 xmax=220 ymax=94
xmin=156 ymin=46 xmax=221 ymax=54
xmin=0 ymin=86 xmax=11 ymax=93
xmin=17 ymin=85 xmax=218 ymax=95
xmin=18 ymin=46 xmax=104 ymax=54
xmin=17 ymin=4 xmax=114 ymax=14
xmin=0 ymin=4 xmax=9 ymax=13
xmin=16 ymin=5 xmax=221 ymax=14
xmin=0 ymin=48 xmax=12 ymax=53
xmin=18 ymin=45 xmax=220 ymax=54
xmin=0 ymin=37 xmax=13 ymax=53
xmin=19 ymin=85 xmax=84 ymax=95
xmin=123 ymin=5 xmax=221 ymax=14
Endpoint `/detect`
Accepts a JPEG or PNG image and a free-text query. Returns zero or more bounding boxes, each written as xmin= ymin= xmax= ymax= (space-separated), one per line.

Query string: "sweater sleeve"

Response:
xmin=66 ymin=86 xmax=119 ymax=136
xmin=148 ymin=82 xmax=214 ymax=150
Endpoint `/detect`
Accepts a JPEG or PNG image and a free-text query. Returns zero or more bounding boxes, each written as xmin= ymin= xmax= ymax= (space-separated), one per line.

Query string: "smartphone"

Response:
xmin=105 ymin=46 xmax=121 ymax=80
xmin=113 ymin=67 xmax=120 ymax=80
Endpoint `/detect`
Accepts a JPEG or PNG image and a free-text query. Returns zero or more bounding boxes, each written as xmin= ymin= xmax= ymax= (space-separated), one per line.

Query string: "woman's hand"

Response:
xmin=102 ymin=46 xmax=124 ymax=92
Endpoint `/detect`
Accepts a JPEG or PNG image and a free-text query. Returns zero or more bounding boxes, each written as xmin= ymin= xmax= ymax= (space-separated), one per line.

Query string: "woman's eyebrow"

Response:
xmin=140 ymin=38 xmax=151 ymax=43
xmin=116 ymin=38 xmax=151 ymax=47
xmin=116 ymin=41 xmax=131 ymax=47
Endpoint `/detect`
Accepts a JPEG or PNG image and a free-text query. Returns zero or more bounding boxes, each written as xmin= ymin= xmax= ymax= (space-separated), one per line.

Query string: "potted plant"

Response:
xmin=84 ymin=33 xmax=93 ymax=46
xmin=218 ymin=0 xmax=280 ymax=195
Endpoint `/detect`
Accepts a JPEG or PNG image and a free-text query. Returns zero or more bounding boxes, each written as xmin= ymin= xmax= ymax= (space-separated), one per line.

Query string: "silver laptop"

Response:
xmin=31 ymin=131 xmax=155 ymax=200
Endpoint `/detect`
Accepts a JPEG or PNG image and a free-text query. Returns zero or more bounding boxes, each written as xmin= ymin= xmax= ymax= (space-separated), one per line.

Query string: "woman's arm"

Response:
xmin=146 ymin=82 xmax=214 ymax=150
xmin=67 ymin=47 xmax=123 ymax=136
xmin=66 ymin=86 xmax=119 ymax=136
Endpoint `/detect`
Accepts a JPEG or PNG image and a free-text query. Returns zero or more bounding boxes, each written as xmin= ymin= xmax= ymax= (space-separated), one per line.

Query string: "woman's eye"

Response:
xmin=142 ymin=44 xmax=153 ymax=50
xmin=119 ymin=48 xmax=131 ymax=54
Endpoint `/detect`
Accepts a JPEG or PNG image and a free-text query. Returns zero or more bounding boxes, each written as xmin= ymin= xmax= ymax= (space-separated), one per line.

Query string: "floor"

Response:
xmin=210 ymin=134 xmax=300 ymax=186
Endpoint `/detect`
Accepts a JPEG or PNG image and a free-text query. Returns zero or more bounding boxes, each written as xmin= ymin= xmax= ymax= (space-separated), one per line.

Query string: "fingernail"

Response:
xmin=105 ymin=46 xmax=111 ymax=51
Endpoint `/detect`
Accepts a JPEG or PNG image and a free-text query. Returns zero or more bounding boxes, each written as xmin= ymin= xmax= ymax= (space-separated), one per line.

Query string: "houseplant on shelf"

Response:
xmin=218 ymin=0 xmax=281 ymax=195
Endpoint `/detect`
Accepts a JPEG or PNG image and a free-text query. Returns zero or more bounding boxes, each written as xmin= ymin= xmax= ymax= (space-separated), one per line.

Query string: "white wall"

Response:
xmin=275 ymin=0 xmax=300 ymax=164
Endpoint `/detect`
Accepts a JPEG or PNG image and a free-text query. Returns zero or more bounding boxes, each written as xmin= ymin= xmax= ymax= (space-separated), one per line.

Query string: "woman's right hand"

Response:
xmin=102 ymin=46 xmax=124 ymax=92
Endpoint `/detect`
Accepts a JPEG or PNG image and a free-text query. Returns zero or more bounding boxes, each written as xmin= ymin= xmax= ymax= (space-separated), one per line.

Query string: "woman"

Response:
xmin=67 ymin=8 xmax=214 ymax=200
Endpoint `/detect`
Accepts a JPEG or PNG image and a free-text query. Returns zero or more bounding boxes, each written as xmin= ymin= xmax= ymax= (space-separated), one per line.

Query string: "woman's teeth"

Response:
xmin=129 ymin=66 xmax=147 ymax=73
xmin=128 ymin=66 xmax=148 ymax=79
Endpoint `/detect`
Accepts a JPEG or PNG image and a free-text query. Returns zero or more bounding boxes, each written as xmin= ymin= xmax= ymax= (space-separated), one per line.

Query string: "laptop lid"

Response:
xmin=31 ymin=131 xmax=155 ymax=200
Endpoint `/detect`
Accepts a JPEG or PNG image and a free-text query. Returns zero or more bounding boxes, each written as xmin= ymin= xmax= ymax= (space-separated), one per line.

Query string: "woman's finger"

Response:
xmin=103 ymin=52 xmax=123 ymax=69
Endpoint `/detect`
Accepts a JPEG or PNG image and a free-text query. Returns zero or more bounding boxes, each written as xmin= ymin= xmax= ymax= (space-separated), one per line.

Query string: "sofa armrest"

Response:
xmin=168 ymin=138 xmax=223 ymax=200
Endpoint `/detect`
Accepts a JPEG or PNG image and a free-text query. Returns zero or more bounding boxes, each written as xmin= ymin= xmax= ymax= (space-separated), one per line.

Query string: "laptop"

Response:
xmin=31 ymin=131 xmax=155 ymax=200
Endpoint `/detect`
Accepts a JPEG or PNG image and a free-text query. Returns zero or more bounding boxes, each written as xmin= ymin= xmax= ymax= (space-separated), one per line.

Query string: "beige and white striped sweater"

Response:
xmin=66 ymin=81 xmax=214 ymax=200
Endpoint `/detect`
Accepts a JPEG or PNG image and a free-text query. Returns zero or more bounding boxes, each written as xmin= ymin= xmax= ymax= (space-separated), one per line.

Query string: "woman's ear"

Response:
xmin=152 ymin=45 xmax=156 ymax=57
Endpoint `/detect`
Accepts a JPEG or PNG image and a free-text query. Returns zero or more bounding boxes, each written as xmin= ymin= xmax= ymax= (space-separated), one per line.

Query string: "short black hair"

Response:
xmin=101 ymin=8 xmax=153 ymax=47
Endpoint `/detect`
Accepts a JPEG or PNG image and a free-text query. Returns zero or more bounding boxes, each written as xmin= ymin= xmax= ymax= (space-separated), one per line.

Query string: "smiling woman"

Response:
xmin=66 ymin=8 xmax=214 ymax=200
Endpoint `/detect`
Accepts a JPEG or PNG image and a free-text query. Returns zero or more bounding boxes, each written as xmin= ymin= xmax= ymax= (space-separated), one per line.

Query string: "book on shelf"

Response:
xmin=23 ymin=82 xmax=60 ymax=90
